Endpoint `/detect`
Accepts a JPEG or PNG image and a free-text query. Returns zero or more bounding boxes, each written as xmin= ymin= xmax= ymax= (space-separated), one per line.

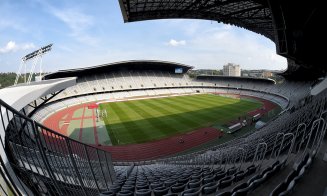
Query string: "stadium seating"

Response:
xmin=31 ymin=69 xmax=298 ymax=123
xmin=2 ymin=67 xmax=326 ymax=196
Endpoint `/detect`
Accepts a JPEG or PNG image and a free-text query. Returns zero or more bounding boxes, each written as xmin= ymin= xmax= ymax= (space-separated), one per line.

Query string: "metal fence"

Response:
xmin=0 ymin=99 xmax=116 ymax=195
xmin=155 ymin=94 xmax=327 ymax=167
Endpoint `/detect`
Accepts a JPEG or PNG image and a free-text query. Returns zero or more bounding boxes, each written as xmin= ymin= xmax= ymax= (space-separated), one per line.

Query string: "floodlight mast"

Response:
xmin=14 ymin=44 xmax=52 ymax=86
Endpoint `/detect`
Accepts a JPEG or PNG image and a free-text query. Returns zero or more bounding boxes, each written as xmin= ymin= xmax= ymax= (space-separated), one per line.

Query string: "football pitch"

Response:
xmin=99 ymin=94 xmax=262 ymax=145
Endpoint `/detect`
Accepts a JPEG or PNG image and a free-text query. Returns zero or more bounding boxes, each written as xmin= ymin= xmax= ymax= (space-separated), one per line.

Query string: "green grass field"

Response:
xmin=100 ymin=94 xmax=262 ymax=145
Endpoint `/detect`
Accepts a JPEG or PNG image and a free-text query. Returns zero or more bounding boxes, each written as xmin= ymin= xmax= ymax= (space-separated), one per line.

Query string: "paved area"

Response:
xmin=292 ymin=141 xmax=327 ymax=196
xmin=253 ymin=140 xmax=327 ymax=196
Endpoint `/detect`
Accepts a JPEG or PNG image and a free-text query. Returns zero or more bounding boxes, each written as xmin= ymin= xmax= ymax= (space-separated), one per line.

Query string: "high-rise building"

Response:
xmin=223 ymin=63 xmax=241 ymax=76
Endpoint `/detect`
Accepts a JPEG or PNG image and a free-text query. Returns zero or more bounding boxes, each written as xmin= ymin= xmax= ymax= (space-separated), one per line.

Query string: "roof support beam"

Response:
xmin=183 ymin=0 xmax=211 ymax=11
xmin=27 ymin=90 xmax=63 ymax=118
xmin=199 ymin=0 xmax=242 ymax=11
xmin=225 ymin=5 xmax=266 ymax=17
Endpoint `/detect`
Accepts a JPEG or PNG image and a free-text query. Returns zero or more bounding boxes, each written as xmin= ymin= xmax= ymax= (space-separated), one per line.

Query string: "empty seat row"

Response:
xmin=270 ymin=152 xmax=315 ymax=196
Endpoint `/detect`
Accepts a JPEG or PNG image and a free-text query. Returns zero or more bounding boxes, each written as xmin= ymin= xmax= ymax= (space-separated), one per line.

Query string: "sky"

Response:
xmin=0 ymin=0 xmax=287 ymax=73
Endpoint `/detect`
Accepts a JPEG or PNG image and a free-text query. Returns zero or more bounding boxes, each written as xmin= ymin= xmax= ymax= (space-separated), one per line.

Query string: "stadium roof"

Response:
xmin=119 ymin=0 xmax=274 ymax=41
xmin=44 ymin=60 xmax=193 ymax=79
xmin=196 ymin=75 xmax=275 ymax=84
xmin=119 ymin=0 xmax=326 ymax=79
xmin=0 ymin=77 xmax=76 ymax=111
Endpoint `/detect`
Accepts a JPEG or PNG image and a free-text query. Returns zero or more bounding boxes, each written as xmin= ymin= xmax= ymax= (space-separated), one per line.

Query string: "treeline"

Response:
xmin=0 ymin=73 xmax=38 ymax=89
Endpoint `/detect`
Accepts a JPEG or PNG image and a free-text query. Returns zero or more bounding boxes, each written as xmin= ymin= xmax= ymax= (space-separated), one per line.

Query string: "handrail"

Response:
xmin=276 ymin=133 xmax=295 ymax=160
xmin=301 ymin=118 xmax=324 ymax=160
xmin=252 ymin=142 xmax=267 ymax=167
xmin=270 ymin=132 xmax=284 ymax=159
xmin=0 ymin=99 xmax=116 ymax=195
xmin=311 ymin=118 xmax=325 ymax=150
xmin=236 ymin=148 xmax=246 ymax=169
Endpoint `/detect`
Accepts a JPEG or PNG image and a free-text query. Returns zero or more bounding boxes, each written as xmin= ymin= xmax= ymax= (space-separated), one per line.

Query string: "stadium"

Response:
xmin=34 ymin=60 xmax=286 ymax=161
xmin=0 ymin=0 xmax=326 ymax=196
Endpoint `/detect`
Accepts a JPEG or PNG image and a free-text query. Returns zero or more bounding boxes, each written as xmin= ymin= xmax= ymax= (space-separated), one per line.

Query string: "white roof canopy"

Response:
xmin=0 ymin=77 xmax=76 ymax=111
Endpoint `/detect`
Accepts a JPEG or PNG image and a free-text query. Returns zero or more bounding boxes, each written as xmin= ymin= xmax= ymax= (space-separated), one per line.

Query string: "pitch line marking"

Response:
xmin=78 ymin=105 xmax=86 ymax=142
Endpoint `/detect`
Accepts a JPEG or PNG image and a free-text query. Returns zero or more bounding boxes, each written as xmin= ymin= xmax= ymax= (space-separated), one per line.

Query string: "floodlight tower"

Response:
xmin=14 ymin=44 xmax=53 ymax=85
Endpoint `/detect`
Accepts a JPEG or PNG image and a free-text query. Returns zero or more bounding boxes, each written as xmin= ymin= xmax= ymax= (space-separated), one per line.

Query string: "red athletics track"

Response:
xmin=98 ymin=127 xmax=222 ymax=161
xmin=43 ymin=94 xmax=278 ymax=161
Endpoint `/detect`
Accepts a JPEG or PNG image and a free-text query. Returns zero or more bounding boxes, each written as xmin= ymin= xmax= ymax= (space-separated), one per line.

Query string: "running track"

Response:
xmin=43 ymin=94 xmax=277 ymax=161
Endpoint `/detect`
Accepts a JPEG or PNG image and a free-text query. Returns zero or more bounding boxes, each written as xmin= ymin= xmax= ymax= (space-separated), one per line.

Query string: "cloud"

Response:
xmin=36 ymin=0 xmax=98 ymax=45
xmin=167 ymin=39 xmax=186 ymax=47
xmin=50 ymin=23 xmax=286 ymax=72
xmin=181 ymin=25 xmax=287 ymax=70
xmin=0 ymin=41 xmax=35 ymax=54
xmin=48 ymin=6 xmax=98 ymax=45
xmin=52 ymin=8 xmax=93 ymax=33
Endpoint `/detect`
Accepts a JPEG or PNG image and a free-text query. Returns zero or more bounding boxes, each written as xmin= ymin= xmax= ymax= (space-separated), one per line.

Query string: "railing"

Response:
xmin=156 ymin=102 xmax=326 ymax=168
xmin=0 ymin=99 xmax=116 ymax=195
xmin=0 ymin=89 xmax=323 ymax=195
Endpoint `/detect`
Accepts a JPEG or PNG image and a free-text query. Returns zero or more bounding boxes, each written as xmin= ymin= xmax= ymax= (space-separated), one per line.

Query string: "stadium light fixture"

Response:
xmin=14 ymin=44 xmax=53 ymax=85
xmin=22 ymin=44 xmax=52 ymax=62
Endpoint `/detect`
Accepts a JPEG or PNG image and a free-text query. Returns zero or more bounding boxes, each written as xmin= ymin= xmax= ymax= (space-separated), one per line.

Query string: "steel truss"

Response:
xmin=119 ymin=0 xmax=274 ymax=40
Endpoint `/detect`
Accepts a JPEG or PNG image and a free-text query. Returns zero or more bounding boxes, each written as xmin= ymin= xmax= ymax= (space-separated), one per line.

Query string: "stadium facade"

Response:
xmin=0 ymin=1 xmax=326 ymax=196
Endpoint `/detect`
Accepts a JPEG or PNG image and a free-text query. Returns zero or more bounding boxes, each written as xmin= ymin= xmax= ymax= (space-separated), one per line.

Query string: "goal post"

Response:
xmin=100 ymin=109 xmax=108 ymax=118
